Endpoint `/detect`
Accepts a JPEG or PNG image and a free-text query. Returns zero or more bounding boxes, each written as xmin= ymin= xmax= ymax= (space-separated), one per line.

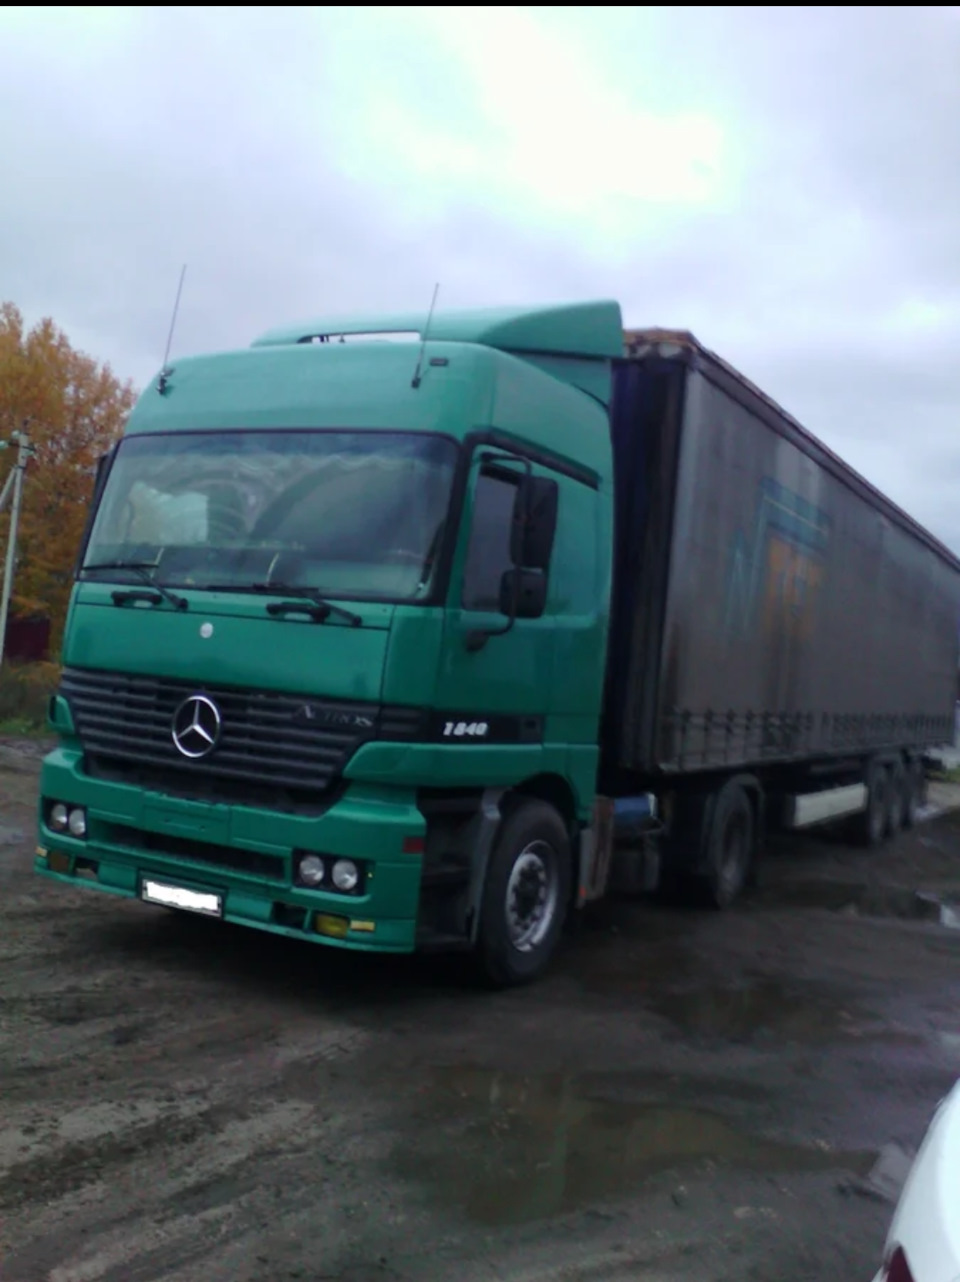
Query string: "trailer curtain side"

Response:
xmin=602 ymin=343 xmax=960 ymax=779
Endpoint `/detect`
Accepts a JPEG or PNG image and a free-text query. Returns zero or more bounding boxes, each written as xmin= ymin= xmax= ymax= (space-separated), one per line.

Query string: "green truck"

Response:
xmin=36 ymin=302 xmax=960 ymax=984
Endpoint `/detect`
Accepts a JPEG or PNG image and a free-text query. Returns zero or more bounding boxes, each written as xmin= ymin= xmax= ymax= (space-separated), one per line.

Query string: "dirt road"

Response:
xmin=2 ymin=743 xmax=960 ymax=1282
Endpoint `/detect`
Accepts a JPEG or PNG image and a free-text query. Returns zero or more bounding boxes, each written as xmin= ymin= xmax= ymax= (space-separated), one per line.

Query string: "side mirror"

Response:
xmin=500 ymin=568 xmax=547 ymax=620
xmin=510 ymin=476 xmax=558 ymax=572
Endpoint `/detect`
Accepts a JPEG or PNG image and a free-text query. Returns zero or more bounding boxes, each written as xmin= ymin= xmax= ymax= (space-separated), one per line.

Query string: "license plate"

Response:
xmin=141 ymin=879 xmax=223 ymax=917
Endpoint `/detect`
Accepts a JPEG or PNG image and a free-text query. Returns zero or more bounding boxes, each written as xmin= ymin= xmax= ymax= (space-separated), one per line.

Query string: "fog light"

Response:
xmin=331 ymin=859 xmax=359 ymax=892
xmin=297 ymin=853 xmax=325 ymax=887
xmin=49 ymin=802 xmax=68 ymax=831
xmin=68 ymin=808 xmax=87 ymax=838
xmin=314 ymin=913 xmax=350 ymax=939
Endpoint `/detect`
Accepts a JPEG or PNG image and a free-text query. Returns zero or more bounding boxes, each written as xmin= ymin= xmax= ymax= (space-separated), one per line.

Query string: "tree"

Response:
xmin=0 ymin=304 xmax=138 ymax=652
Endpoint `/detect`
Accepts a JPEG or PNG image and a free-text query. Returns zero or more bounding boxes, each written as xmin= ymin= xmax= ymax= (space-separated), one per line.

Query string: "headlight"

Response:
xmin=68 ymin=808 xmax=87 ymax=838
xmin=49 ymin=803 xmax=68 ymax=831
xmin=331 ymin=859 xmax=359 ymax=892
xmin=297 ymin=854 xmax=325 ymax=887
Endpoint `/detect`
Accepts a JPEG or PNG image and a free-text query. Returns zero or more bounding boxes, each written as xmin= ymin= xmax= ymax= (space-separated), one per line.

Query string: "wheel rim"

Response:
xmin=719 ymin=812 xmax=750 ymax=899
xmin=505 ymin=840 xmax=559 ymax=952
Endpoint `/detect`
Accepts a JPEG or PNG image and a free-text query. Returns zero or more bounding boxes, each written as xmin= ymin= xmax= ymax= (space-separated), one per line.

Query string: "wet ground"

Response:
xmin=2 ymin=745 xmax=960 ymax=1282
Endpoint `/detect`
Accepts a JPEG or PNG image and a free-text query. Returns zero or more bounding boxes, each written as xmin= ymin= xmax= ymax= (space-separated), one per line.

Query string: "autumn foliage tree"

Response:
xmin=0 ymin=304 xmax=137 ymax=652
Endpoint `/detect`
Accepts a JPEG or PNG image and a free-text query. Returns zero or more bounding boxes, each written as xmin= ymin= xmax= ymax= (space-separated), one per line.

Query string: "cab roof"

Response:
xmin=253 ymin=300 xmax=624 ymax=361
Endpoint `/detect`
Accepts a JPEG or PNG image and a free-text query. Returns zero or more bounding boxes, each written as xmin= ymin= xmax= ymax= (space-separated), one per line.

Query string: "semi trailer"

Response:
xmin=35 ymin=301 xmax=960 ymax=984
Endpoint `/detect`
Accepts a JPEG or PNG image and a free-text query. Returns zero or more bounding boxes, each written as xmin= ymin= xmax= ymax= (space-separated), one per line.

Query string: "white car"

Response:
xmin=873 ymin=1079 xmax=960 ymax=1281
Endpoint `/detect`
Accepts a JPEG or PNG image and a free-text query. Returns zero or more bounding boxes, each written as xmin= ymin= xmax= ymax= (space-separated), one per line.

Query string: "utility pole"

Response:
xmin=0 ymin=428 xmax=36 ymax=669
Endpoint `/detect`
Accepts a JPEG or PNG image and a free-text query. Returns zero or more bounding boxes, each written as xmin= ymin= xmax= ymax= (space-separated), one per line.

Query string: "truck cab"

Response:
xmin=36 ymin=302 xmax=622 ymax=985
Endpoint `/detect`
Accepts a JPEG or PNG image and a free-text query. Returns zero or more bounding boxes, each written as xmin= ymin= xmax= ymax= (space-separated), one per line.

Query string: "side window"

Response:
xmin=461 ymin=470 xmax=518 ymax=611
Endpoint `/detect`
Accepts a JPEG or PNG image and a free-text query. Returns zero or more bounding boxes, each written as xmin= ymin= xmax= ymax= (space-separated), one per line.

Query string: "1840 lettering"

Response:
xmin=442 ymin=720 xmax=490 ymax=739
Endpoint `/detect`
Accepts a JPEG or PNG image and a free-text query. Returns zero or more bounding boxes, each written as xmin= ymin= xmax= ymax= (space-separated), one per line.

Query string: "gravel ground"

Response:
xmin=2 ymin=744 xmax=960 ymax=1282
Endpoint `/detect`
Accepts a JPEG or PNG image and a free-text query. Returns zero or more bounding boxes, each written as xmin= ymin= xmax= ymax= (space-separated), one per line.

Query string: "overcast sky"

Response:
xmin=3 ymin=5 xmax=959 ymax=548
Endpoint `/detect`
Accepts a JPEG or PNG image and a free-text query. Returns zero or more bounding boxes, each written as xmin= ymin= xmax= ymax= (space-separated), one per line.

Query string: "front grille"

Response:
xmin=62 ymin=667 xmax=385 ymax=804
xmin=105 ymin=823 xmax=285 ymax=880
xmin=84 ymin=757 xmax=344 ymax=814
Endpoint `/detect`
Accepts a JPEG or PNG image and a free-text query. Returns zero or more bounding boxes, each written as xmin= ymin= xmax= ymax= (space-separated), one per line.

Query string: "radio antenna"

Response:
xmin=411 ymin=282 xmax=440 ymax=390
xmin=157 ymin=263 xmax=187 ymax=395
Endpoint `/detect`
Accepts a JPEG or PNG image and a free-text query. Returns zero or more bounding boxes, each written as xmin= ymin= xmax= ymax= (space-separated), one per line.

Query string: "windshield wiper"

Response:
xmin=81 ymin=560 xmax=188 ymax=611
xmin=250 ymin=582 xmax=363 ymax=628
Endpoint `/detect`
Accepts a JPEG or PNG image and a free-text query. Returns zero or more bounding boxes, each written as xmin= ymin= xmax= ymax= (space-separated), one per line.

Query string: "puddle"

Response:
xmin=564 ymin=902 xmax=696 ymax=1001
xmin=395 ymin=1066 xmax=873 ymax=1226
xmin=760 ymin=879 xmax=960 ymax=929
xmin=572 ymin=937 xmax=694 ymax=1001
xmin=645 ymin=978 xmax=880 ymax=1045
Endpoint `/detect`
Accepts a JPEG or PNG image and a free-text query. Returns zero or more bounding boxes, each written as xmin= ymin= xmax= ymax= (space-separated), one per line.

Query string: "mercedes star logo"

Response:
xmin=171 ymin=693 xmax=222 ymax=759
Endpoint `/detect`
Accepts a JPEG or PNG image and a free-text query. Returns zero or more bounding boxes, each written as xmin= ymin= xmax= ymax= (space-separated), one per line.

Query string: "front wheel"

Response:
xmin=476 ymin=800 xmax=571 ymax=988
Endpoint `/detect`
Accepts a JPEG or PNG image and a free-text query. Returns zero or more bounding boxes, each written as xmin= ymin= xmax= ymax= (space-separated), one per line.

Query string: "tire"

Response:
xmin=475 ymin=799 xmax=571 ymax=988
xmin=702 ymin=782 xmax=755 ymax=909
xmin=886 ymin=760 xmax=907 ymax=836
xmin=902 ymin=759 xmax=925 ymax=830
xmin=850 ymin=760 xmax=888 ymax=848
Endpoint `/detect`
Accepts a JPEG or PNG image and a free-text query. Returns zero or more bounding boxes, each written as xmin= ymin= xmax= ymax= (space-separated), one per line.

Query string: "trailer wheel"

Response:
xmin=886 ymin=760 xmax=907 ymax=836
xmin=902 ymin=759 xmax=926 ymax=830
xmin=475 ymin=799 xmax=571 ymax=988
xmin=851 ymin=760 xmax=888 ymax=848
xmin=703 ymin=782 xmax=755 ymax=909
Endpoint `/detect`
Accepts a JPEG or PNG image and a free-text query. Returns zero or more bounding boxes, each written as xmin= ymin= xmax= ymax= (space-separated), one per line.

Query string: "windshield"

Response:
xmin=82 ymin=430 xmax=458 ymax=601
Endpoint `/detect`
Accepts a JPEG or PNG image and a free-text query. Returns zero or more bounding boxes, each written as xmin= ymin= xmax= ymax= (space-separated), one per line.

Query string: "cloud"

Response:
xmin=319 ymin=6 xmax=733 ymax=243
xmin=1 ymin=5 xmax=959 ymax=548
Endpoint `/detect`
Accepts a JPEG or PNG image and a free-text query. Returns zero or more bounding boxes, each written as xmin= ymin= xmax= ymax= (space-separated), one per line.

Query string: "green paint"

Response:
xmin=251 ymin=299 xmax=624 ymax=359
xmin=36 ymin=302 xmax=620 ymax=959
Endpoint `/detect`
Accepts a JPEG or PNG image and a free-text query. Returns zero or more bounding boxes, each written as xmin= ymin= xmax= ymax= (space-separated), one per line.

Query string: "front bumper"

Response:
xmin=35 ymin=746 xmax=425 ymax=953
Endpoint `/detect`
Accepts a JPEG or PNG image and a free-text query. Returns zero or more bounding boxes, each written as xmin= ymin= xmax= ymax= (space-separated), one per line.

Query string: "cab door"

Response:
xmin=432 ymin=448 xmax=558 ymax=755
